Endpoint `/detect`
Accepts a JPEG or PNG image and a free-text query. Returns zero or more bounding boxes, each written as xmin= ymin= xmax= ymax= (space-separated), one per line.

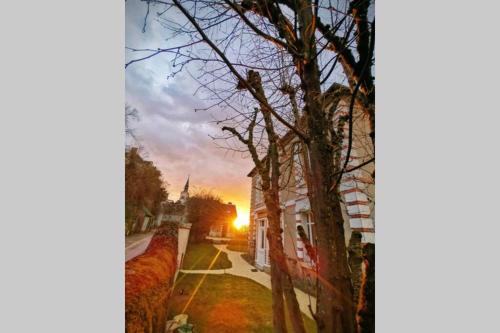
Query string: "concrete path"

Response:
xmin=125 ymin=231 xmax=155 ymax=262
xmin=180 ymin=244 xmax=317 ymax=319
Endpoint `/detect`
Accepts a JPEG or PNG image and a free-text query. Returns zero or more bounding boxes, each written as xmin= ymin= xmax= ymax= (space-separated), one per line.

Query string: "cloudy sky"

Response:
xmin=125 ymin=1 xmax=254 ymax=219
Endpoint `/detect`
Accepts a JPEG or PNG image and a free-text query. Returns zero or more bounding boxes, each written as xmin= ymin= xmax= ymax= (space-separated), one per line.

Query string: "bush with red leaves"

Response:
xmin=125 ymin=224 xmax=178 ymax=333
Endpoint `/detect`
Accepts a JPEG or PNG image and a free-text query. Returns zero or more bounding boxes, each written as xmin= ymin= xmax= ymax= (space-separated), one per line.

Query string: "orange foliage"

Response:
xmin=125 ymin=225 xmax=178 ymax=333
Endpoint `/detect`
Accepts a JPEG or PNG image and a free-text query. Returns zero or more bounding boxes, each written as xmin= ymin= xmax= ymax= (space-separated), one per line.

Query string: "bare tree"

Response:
xmin=125 ymin=104 xmax=139 ymax=146
xmin=223 ymin=70 xmax=306 ymax=333
xmin=126 ymin=1 xmax=375 ymax=332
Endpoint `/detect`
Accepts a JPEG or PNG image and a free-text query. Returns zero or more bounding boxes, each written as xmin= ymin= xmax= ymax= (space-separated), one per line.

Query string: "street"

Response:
xmin=125 ymin=231 xmax=155 ymax=262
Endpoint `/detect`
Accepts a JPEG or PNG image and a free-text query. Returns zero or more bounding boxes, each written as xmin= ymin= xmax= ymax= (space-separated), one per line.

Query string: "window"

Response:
xmin=254 ymin=176 xmax=263 ymax=204
xmin=304 ymin=213 xmax=314 ymax=246
xmin=301 ymin=213 xmax=315 ymax=263
xmin=259 ymin=220 xmax=266 ymax=249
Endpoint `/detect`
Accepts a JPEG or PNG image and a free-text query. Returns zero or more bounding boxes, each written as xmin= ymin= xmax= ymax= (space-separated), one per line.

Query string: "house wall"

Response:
xmin=282 ymin=203 xmax=302 ymax=277
xmin=334 ymin=99 xmax=375 ymax=243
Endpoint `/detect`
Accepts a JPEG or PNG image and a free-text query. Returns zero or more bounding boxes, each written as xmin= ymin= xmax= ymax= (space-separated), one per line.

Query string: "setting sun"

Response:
xmin=233 ymin=210 xmax=249 ymax=230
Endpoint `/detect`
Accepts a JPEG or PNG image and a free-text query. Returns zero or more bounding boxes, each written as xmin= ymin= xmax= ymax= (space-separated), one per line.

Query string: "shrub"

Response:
xmin=125 ymin=224 xmax=178 ymax=333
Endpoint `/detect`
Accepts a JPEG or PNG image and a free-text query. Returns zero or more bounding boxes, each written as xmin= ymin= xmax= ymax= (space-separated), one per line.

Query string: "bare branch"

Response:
xmin=171 ymin=0 xmax=309 ymax=141
xmin=222 ymin=0 xmax=290 ymax=51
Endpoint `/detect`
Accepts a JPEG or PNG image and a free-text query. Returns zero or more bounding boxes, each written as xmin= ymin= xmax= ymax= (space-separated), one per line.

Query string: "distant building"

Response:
xmin=162 ymin=176 xmax=190 ymax=225
xmin=208 ymin=202 xmax=237 ymax=238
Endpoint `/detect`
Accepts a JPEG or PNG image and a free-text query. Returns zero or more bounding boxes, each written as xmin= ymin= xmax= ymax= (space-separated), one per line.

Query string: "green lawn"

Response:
xmin=181 ymin=242 xmax=232 ymax=270
xmin=168 ymin=273 xmax=317 ymax=333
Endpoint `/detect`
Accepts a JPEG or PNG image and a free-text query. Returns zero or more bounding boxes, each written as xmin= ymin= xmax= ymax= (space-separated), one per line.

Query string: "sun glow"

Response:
xmin=233 ymin=211 xmax=249 ymax=230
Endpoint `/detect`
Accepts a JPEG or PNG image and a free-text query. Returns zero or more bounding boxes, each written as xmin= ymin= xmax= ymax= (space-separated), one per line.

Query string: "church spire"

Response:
xmin=179 ymin=175 xmax=190 ymax=205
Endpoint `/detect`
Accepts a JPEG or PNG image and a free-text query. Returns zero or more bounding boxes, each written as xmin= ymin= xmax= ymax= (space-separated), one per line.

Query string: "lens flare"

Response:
xmin=233 ymin=214 xmax=249 ymax=230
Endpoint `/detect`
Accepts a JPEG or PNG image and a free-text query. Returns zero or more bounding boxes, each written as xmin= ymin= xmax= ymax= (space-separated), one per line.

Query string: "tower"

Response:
xmin=179 ymin=176 xmax=189 ymax=205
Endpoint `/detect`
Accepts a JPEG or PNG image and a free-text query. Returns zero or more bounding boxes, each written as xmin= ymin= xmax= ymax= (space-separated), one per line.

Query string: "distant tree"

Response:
xmin=125 ymin=104 xmax=139 ymax=139
xmin=125 ymin=147 xmax=168 ymax=235
xmin=125 ymin=104 xmax=141 ymax=149
xmin=125 ymin=104 xmax=150 ymax=157
xmin=186 ymin=190 xmax=228 ymax=242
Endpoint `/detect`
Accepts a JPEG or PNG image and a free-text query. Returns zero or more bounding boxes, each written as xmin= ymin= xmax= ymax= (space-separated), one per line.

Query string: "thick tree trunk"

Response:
xmin=282 ymin=268 xmax=307 ymax=333
xmin=299 ymin=51 xmax=357 ymax=332
xmin=308 ymin=143 xmax=357 ymax=333
xmin=269 ymin=246 xmax=288 ymax=333
xmin=348 ymin=232 xmax=364 ymax=306
xmin=265 ymin=194 xmax=307 ymax=333
xmin=246 ymin=69 xmax=307 ymax=333
xmin=357 ymin=243 xmax=375 ymax=333
xmin=220 ymin=69 xmax=306 ymax=333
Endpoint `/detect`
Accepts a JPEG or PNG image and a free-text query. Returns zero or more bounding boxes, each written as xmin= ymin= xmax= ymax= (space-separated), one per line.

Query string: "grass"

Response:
xmin=182 ymin=242 xmax=232 ymax=270
xmin=168 ymin=273 xmax=317 ymax=333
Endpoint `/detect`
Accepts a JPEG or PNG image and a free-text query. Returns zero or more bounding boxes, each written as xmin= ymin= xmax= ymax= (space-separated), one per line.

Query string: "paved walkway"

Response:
xmin=180 ymin=244 xmax=317 ymax=319
xmin=125 ymin=231 xmax=155 ymax=262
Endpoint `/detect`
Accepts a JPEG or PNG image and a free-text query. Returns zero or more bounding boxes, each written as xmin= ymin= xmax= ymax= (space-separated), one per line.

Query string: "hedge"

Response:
xmin=125 ymin=224 xmax=178 ymax=333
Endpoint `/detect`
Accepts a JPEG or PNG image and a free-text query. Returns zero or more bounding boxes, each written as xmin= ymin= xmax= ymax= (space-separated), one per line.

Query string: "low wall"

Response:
xmin=125 ymin=224 xmax=178 ymax=333
xmin=175 ymin=222 xmax=191 ymax=280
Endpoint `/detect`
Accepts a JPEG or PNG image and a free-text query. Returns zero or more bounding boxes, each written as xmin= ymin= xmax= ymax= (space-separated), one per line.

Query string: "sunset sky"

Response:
xmin=125 ymin=1 xmax=253 ymax=223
